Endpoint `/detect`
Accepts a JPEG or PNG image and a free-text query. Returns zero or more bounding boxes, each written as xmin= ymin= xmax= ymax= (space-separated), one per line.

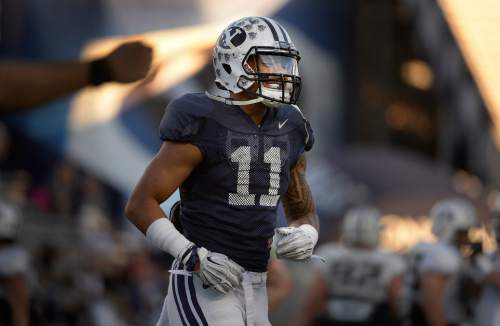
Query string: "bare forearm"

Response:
xmin=7 ymin=275 xmax=29 ymax=326
xmin=282 ymin=155 xmax=318 ymax=229
xmin=0 ymin=61 xmax=91 ymax=111
xmin=125 ymin=195 xmax=166 ymax=234
xmin=267 ymin=259 xmax=292 ymax=311
xmin=295 ymin=274 xmax=327 ymax=326
xmin=485 ymin=271 xmax=500 ymax=289
xmin=422 ymin=274 xmax=447 ymax=326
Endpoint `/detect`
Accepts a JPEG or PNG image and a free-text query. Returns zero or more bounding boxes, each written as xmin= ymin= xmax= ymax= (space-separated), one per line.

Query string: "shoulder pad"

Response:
xmin=417 ymin=242 xmax=460 ymax=275
xmin=276 ymin=105 xmax=314 ymax=151
xmin=159 ymin=93 xmax=213 ymax=142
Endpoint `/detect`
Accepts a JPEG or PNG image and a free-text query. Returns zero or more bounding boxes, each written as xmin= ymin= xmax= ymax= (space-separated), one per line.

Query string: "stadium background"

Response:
xmin=1 ymin=0 xmax=499 ymax=324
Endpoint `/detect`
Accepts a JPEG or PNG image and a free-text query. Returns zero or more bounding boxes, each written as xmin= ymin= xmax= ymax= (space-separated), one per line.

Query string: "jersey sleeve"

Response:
xmin=381 ymin=253 xmax=406 ymax=284
xmin=303 ymin=119 xmax=314 ymax=151
xmin=159 ymin=94 xmax=213 ymax=156
xmin=159 ymin=96 xmax=203 ymax=143
xmin=418 ymin=244 xmax=460 ymax=275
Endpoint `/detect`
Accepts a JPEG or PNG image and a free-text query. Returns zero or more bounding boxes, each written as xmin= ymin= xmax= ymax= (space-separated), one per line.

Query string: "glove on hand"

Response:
xmin=274 ymin=224 xmax=318 ymax=260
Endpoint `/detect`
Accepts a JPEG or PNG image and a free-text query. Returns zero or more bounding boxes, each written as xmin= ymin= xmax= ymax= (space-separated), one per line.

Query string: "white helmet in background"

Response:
xmin=0 ymin=201 xmax=22 ymax=240
xmin=342 ymin=206 xmax=381 ymax=248
xmin=208 ymin=16 xmax=301 ymax=107
xmin=431 ymin=198 xmax=477 ymax=244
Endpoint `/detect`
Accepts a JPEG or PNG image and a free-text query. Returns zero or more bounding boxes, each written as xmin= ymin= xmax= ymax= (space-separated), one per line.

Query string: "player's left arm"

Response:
xmin=274 ymin=154 xmax=319 ymax=261
xmin=282 ymin=154 xmax=318 ymax=229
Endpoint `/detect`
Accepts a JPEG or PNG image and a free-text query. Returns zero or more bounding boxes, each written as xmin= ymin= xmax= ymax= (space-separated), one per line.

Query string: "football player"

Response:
xmin=474 ymin=196 xmax=500 ymax=326
xmin=126 ymin=16 xmax=318 ymax=326
xmin=403 ymin=198 xmax=477 ymax=326
xmin=297 ymin=206 xmax=405 ymax=326
xmin=0 ymin=201 xmax=30 ymax=326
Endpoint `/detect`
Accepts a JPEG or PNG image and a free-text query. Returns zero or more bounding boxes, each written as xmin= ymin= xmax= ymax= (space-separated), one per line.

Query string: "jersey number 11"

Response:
xmin=228 ymin=146 xmax=281 ymax=207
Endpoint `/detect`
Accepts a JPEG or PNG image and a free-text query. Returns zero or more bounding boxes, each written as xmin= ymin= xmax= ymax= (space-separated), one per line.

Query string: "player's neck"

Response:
xmin=231 ymin=92 xmax=268 ymax=126
xmin=238 ymin=103 xmax=268 ymax=126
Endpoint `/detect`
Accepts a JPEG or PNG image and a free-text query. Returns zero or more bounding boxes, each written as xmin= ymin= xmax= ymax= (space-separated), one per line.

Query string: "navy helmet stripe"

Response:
xmin=276 ymin=23 xmax=290 ymax=43
xmin=172 ymin=265 xmax=189 ymax=326
xmin=188 ymin=276 xmax=209 ymax=326
xmin=259 ymin=17 xmax=279 ymax=41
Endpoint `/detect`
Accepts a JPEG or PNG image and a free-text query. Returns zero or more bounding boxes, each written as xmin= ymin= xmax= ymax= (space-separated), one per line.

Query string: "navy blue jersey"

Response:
xmin=159 ymin=93 xmax=314 ymax=272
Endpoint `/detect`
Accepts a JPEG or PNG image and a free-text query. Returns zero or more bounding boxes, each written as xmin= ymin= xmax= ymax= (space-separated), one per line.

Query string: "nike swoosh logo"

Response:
xmin=278 ymin=119 xmax=288 ymax=129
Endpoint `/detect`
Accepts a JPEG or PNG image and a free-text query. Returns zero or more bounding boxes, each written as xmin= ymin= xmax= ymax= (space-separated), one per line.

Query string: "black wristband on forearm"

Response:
xmin=89 ymin=58 xmax=113 ymax=86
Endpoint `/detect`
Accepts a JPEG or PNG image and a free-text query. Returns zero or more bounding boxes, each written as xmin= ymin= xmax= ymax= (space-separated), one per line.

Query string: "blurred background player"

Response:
xmin=403 ymin=198 xmax=478 ymax=326
xmin=126 ymin=16 xmax=318 ymax=326
xmin=0 ymin=201 xmax=30 ymax=326
xmin=297 ymin=206 xmax=405 ymax=326
xmin=0 ymin=41 xmax=152 ymax=113
xmin=474 ymin=195 xmax=500 ymax=326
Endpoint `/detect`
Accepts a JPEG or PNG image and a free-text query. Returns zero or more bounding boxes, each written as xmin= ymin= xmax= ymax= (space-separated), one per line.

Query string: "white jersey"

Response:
xmin=316 ymin=243 xmax=405 ymax=322
xmin=0 ymin=244 xmax=29 ymax=300
xmin=0 ymin=244 xmax=29 ymax=277
xmin=406 ymin=241 xmax=466 ymax=324
xmin=475 ymin=251 xmax=500 ymax=326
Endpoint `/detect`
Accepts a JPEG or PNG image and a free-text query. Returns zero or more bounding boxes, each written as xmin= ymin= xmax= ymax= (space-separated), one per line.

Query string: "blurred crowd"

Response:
xmin=0 ymin=120 xmax=175 ymax=326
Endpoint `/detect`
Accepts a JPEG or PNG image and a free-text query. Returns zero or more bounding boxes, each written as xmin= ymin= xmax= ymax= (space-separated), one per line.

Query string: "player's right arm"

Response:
xmin=484 ymin=271 xmax=500 ymax=288
xmin=125 ymin=140 xmax=202 ymax=234
xmin=387 ymin=274 xmax=403 ymax=320
xmin=126 ymin=139 xmax=244 ymax=294
xmin=420 ymin=272 xmax=448 ymax=326
xmin=5 ymin=273 xmax=29 ymax=326
xmin=295 ymin=271 xmax=328 ymax=326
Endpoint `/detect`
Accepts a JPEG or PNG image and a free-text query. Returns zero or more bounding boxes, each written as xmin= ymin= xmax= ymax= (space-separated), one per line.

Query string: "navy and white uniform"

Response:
xmin=315 ymin=243 xmax=405 ymax=326
xmin=156 ymin=93 xmax=313 ymax=326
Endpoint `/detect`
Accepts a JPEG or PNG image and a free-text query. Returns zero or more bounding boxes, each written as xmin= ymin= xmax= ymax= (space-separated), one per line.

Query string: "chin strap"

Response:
xmin=205 ymin=90 xmax=263 ymax=106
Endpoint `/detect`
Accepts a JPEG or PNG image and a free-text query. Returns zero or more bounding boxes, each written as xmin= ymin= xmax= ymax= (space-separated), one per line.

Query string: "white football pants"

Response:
xmin=156 ymin=260 xmax=271 ymax=326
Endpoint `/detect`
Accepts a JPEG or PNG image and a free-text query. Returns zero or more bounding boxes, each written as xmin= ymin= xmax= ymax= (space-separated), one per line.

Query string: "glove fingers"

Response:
xmin=276 ymin=233 xmax=303 ymax=247
xmin=201 ymin=270 xmax=234 ymax=294
xmin=278 ymin=247 xmax=311 ymax=259
xmin=275 ymin=227 xmax=296 ymax=236
xmin=277 ymin=238 xmax=311 ymax=254
xmin=201 ymin=263 xmax=240 ymax=288
xmin=227 ymin=261 xmax=245 ymax=276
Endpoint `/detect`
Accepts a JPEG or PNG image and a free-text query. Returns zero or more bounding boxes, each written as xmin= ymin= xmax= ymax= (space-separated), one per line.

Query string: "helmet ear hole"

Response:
xmin=222 ymin=64 xmax=232 ymax=74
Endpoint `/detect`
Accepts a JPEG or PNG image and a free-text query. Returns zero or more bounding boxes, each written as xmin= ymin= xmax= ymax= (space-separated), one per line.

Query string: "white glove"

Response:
xmin=196 ymin=247 xmax=245 ymax=294
xmin=274 ymin=224 xmax=318 ymax=260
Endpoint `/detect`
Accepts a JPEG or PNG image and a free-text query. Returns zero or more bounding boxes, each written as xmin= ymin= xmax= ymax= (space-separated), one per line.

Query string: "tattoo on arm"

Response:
xmin=282 ymin=155 xmax=317 ymax=227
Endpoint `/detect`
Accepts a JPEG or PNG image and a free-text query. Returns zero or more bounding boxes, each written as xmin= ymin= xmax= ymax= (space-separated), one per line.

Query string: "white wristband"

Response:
xmin=146 ymin=218 xmax=192 ymax=258
xmin=299 ymin=224 xmax=318 ymax=247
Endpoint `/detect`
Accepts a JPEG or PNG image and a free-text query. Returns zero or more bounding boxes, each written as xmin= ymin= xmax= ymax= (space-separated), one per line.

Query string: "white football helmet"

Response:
xmin=207 ymin=16 xmax=301 ymax=107
xmin=342 ymin=206 xmax=381 ymax=248
xmin=0 ymin=201 xmax=22 ymax=239
xmin=430 ymin=198 xmax=477 ymax=244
